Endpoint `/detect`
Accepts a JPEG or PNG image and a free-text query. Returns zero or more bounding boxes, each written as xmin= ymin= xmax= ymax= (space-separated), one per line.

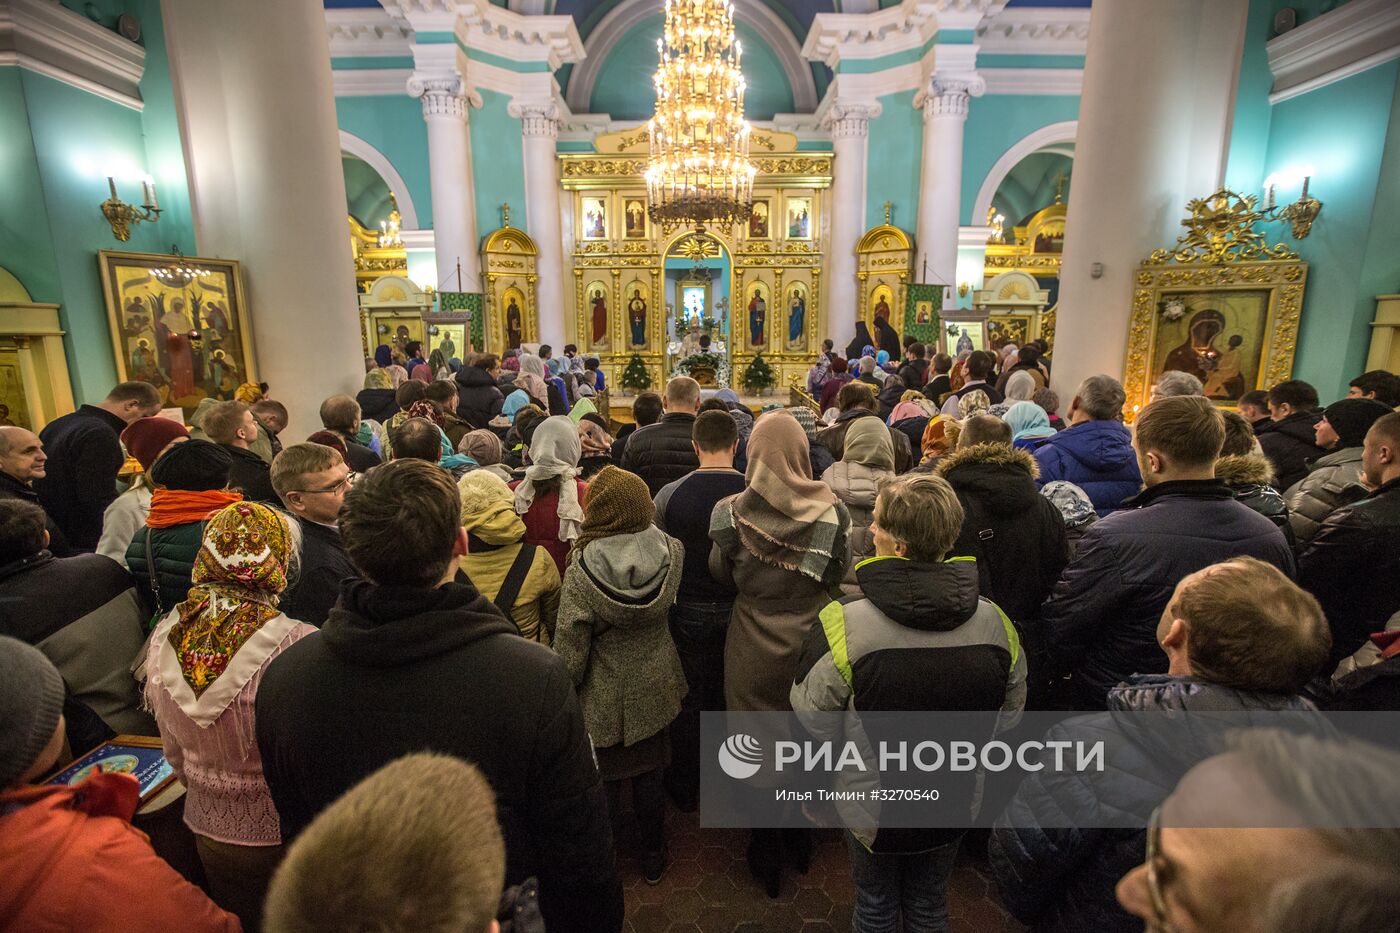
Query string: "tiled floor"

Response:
xmin=615 ymin=809 xmax=1026 ymax=933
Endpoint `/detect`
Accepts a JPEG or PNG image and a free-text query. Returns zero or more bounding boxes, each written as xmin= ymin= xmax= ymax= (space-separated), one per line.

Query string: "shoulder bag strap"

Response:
xmin=492 ymin=543 xmax=539 ymax=629
xmin=143 ymin=527 xmax=164 ymax=620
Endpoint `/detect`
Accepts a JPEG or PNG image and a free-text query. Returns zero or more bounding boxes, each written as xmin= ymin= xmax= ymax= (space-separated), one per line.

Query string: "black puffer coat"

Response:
xmin=990 ymin=676 xmax=1325 ymax=933
xmin=1213 ymin=452 xmax=1295 ymax=549
xmin=1256 ymin=409 xmax=1325 ymax=492
xmin=456 ymin=365 xmax=506 ymax=429
xmin=1041 ymin=480 xmax=1294 ymax=706
xmin=619 ymin=412 xmax=699 ymax=495
xmin=356 ymin=387 xmax=399 ymax=423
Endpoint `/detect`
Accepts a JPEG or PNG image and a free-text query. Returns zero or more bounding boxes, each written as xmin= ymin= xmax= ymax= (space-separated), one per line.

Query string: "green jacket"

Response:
xmin=126 ymin=521 xmax=207 ymax=623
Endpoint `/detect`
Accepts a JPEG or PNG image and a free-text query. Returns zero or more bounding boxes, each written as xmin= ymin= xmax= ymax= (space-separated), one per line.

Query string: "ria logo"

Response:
xmin=718 ymin=733 xmax=763 ymax=780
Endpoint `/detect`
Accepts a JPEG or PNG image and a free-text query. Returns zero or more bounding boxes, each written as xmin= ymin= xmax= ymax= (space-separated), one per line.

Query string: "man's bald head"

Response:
xmin=0 ymin=427 xmax=46 ymax=483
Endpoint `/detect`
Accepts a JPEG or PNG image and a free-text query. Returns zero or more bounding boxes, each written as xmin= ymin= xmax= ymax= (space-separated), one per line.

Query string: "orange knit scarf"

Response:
xmin=146 ymin=489 xmax=244 ymax=528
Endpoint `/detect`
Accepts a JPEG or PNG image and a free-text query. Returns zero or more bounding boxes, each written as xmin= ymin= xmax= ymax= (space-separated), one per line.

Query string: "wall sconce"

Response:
xmin=957 ymin=281 xmax=970 ymax=298
xmin=1262 ymin=168 xmax=1322 ymax=239
xmin=101 ymin=175 xmax=161 ymax=241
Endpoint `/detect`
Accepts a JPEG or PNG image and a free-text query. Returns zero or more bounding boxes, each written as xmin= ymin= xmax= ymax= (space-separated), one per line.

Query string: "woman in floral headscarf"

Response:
xmin=145 ymin=501 xmax=315 ymax=930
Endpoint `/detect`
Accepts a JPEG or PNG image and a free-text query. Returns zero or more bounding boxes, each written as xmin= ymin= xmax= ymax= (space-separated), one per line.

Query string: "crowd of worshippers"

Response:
xmin=1 ymin=334 xmax=1399 ymax=933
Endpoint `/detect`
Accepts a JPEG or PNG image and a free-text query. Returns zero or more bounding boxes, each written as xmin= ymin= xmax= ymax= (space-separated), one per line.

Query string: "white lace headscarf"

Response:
xmin=513 ymin=415 xmax=583 ymax=541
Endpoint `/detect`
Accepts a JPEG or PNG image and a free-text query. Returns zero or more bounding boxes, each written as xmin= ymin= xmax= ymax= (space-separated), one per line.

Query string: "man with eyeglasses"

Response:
xmin=271 ymin=443 xmax=358 ymax=626
xmin=1117 ymin=731 xmax=1400 ymax=933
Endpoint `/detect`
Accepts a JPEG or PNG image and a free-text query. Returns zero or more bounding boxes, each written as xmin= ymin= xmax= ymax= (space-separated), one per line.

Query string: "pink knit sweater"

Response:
xmin=145 ymin=614 xmax=316 ymax=846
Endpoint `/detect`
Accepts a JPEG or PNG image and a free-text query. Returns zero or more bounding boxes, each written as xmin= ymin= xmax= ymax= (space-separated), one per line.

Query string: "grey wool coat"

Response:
xmin=554 ymin=527 xmax=687 ymax=749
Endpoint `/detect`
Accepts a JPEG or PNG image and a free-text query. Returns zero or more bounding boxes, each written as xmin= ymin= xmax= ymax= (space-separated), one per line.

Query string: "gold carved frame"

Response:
xmin=481 ymin=225 xmax=539 ymax=353
xmin=1123 ymin=190 xmax=1307 ymax=417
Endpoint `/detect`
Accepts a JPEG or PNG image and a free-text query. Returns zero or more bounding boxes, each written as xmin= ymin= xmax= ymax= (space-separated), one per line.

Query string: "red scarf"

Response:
xmin=146 ymin=488 xmax=243 ymax=528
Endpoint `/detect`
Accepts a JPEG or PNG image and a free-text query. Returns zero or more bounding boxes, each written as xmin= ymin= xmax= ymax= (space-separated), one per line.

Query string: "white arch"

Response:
xmin=339 ymin=129 xmax=420 ymax=229
xmin=565 ymin=0 xmax=818 ymax=115
xmin=972 ymin=120 xmax=1078 ymax=226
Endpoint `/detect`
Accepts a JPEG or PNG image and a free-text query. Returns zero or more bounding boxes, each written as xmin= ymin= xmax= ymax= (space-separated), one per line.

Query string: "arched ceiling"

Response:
xmin=991 ymin=146 xmax=1073 ymax=229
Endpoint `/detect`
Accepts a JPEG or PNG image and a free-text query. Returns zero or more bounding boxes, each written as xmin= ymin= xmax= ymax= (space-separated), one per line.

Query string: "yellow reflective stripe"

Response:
xmin=945 ymin=555 xmax=976 ymax=563
xmin=854 ymin=555 xmax=906 ymax=571
xmin=819 ymin=601 xmax=853 ymax=687
xmin=993 ymin=603 xmax=1021 ymax=670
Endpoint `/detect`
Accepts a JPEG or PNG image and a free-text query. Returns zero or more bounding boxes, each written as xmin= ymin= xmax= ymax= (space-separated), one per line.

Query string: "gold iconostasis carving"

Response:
xmin=481 ymin=224 xmax=539 ymax=353
xmin=561 ymin=126 xmax=831 ymax=392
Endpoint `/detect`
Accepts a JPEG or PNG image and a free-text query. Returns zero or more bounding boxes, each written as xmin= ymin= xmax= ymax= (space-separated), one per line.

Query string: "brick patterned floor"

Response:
xmin=615 ymin=809 xmax=1026 ymax=933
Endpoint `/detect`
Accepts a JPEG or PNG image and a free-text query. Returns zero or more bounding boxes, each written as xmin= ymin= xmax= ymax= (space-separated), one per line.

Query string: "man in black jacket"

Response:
xmin=1041 ymin=396 xmax=1294 ymax=708
xmin=1257 ymin=379 xmax=1325 ymax=491
xmin=922 ymin=353 xmax=953 ymax=403
xmin=256 ymin=459 xmax=623 ymax=933
xmin=201 ymin=400 xmax=278 ymax=503
xmin=896 ymin=341 xmax=928 ymax=389
xmin=611 ymin=391 xmax=662 ymax=466
xmin=1298 ymin=412 xmax=1400 ymax=665
xmin=271 ymin=443 xmax=358 ymax=626
xmin=35 ymin=381 xmax=161 ymax=550
xmin=0 ymin=427 xmax=70 ymax=556
xmin=621 ymin=375 xmax=701 ymax=495
xmin=455 ymin=354 xmax=506 ymax=429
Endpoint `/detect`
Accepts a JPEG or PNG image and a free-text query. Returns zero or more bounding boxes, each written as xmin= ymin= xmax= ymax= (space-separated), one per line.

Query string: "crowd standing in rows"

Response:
xmin=1 ymin=336 xmax=1398 ymax=933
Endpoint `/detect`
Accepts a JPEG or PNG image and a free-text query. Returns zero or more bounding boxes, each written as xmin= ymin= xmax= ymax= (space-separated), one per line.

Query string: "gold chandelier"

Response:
xmin=645 ymin=0 xmax=756 ymax=232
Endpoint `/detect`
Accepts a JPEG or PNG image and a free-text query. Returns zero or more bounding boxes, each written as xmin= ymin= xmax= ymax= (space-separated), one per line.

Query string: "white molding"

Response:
xmin=971 ymin=119 xmax=1076 ymax=224
xmin=463 ymin=5 xmax=583 ymax=71
xmin=803 ymin=0 xmax=1006 ymax=65
xmin=0 ymin=0 xmax=145 ymax=110
xmin=339 ymin=129 xmax=421 ymax=228
xmin=333 ymin=67 xmax=414 ymax=96
xmin=959 ymin=225 xmax=994 ymax=249
xmin=975 ymin=7 xmax=1089 ymax=55
xmin=568 ymin=0 xmax=817 ymax=114
xmin=326 ymin=7 xmax=413 ymax=58
xmin=1267 ymin=0 xmax=1400 ymax=103
xmin=981 ymin=67 xmax=1083 ymax=96
xmin=401 ymin=228 xmax=436 ymax=249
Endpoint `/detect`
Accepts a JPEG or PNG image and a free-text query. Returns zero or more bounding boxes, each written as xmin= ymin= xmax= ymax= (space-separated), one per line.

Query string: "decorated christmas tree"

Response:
xmin=620 ymin=353 xmax=652 ymax=392
xmin=741 ymin=352 xmax=777 ymax=394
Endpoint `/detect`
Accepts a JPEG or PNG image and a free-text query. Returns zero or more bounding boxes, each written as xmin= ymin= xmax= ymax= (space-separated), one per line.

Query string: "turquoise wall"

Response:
xmin=864 ymin=90 xmax=922 ymax=232
xmin=343 ymin=156 xmax=394 ymax=227
xmin=961 ymin=94 xmax=1080 ymax=225
xmin=470 ymin=89 xmax=528 ymax=243
xmin=335 ymin=95 xmax=434 ymax=228
xmin=992 ymin=151 xmax=1072 ymax=226
xmin=2 ymin=0 xmax=198 ymax=405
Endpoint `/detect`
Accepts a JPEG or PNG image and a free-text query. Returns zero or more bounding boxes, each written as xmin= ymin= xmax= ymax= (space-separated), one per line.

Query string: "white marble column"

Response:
xmin=916 ymin=78 xmax=982 ymax=308
xmin=410 ymin=75 xmax=481 ymax=293
xmin=162 ymin=0 xmax=364 ymax=440
xmin=1052 ymin=0 xmax=1250 ymax=404
xmin=516 ymin=103 xmax=567 ymax=347
xmin=824 ymin=102 xmax=878 ymax=351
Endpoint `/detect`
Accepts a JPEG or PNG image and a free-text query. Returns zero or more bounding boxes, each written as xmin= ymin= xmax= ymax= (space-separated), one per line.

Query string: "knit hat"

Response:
xmin=460 ymin=429 xmax=503 ymax=465
xmin=1321 ymin=398 xmax=1393 ymax=448
xmin=458 ymin=471 xmax=525 ymax=545
xmin=1042 ymin=481 xmax=1097 ymax=529
xmin=121 ymin=417 xmax=190 ymax=472
xmin=572 ymin=465 xmax=653 ymax=560
xmin=149 ymin=438 xmax=232 ymax=491
xmin=0 ymin=636 xmax=65 ymax=787
xmin=306 ymin=431 xmax=348 ymax=457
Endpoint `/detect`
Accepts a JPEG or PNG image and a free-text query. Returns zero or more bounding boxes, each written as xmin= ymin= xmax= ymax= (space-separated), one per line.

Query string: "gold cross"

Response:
xmin=1053 ymin=174 xmax=1068 ymax=205
xmin=500 ymin=203 xmax=511 ymax=227
xmin=883 ymin=201 xmax=893 ymax=225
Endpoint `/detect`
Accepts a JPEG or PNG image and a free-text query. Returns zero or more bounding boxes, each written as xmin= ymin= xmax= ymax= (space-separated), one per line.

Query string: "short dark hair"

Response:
xmin=902 ymin=335 xmax=916 ymax=350
xmin=822 ymin=339 xmax=834 ymax=352
xmin=1239 ymin=389 xmax=1270 ymax=412
xmin=539 ymin=344 xmax=552 ymax=359
xmin=1268 ymin=379 xmax=1319 ymax=411
xmin=1136 ymin=395 xmax=1225 ymax=467
xmin=405 ymin=340 xmax=423 ymax=358
xmin=1219 ymin=410 xmax=1258 ymax=458
xmin=837 ymin=381 xmax=876 ymax=412
xmin=319 ymin=394 xmax=360 ymax=433
xmin=1349 ymin=370 xmax=1400 ymax=407
xmin=698 ymin=398 xmax=730 ymax=415
xmin=967 ymin=350 xmax=995 ymax=381
xmin=1018 ymin=346 xmax=1040 ymax=365
xmin=340 ymin=459 xmax=460 ymax=587
xmin=107 ymin=381 xmax=162 ymax=409
xmin=0 ymin=500 xmax=47 ymax=564
xmin=395 ymin=380 xmax=428 ymax=408
xmin=563 ymin=344 xmax=577 ymax=354
xmin=693 ymin=409 xmax=739 ymax=453
xmin=425 ymin=380 xmax=458 ymax=407
xmin=1372 ymin=411 xmax=1400 ymax=451
xmin=251 ymin=399 xmax=288 ymax=428
xmin=958 ymin=415 xmax=1011 ymax=448
xmin=473 ymin=354 xmax=499 ymax=371
xmin=910 ymin=343 xmax=926 ymax=360
xmin=584 ymin=357 xmax=600 ymax=371
xmin=632 ymin=391 xmax=663 ymax=426
xmin=932 ymin=353 xmax=952 ymax=375
xmin=580 ymin=412 xmax=609 ymax=432
xmin=390 ymin=418 xmax=443 ymax=463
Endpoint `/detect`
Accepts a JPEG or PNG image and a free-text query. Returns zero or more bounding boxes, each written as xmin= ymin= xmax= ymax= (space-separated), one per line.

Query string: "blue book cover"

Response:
xmin=45 ymin=740 xmax=174 ymax=799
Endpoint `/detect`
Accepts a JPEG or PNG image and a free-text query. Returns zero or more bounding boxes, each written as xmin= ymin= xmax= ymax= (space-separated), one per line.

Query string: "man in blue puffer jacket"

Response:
xmin=1031 ymin=375 xmax=1141 ymax=515
xmin=990 ymin=556 xmax=1332 ymax=932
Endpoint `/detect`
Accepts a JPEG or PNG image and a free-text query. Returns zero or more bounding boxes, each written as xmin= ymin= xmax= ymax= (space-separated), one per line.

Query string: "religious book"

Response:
xmin=45 ymin=735 xmax=177 ymax=803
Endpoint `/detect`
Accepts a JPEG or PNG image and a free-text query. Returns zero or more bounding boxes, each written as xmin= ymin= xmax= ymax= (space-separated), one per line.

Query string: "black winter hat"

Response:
xmin=149 ymin=438 xmax=232 ymax=491
xmin=1322 ymin=398 xmax=1394 ymax=449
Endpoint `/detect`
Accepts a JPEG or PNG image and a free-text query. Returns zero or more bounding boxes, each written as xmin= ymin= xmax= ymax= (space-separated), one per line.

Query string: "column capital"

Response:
xmin=408 ymin=74 xmax=480 ymax=121
xmin=510 ymin=101 xmax=561 ymax=139
xmin=821 ymin=101 xmax=882 ymax=138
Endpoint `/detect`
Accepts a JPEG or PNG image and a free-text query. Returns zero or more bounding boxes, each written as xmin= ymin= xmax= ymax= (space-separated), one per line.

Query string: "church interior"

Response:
xmin=3 ymin=0 xmax=1400 ymax=930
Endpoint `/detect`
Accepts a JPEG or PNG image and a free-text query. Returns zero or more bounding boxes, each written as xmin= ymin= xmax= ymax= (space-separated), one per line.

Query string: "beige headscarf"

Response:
xmin=458 ymin=471 xmax=526 ymax=546
xmin=842 ymin=418 xmax=895 ymax=472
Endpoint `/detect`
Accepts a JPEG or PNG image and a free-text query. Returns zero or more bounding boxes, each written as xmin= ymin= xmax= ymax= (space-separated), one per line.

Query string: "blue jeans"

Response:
xmin=845 ymin=832 xmax=960 ymax=933
xmin=664 ymin=601 xmax=732 ymax=808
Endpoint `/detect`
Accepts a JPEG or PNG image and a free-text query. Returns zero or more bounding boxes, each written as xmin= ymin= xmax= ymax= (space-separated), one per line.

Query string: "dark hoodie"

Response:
xmin=355 ymin=386 xmax=399 ymax=423
xmin=792 ymin=557 xmax=1027 ymax=852
xmin=1256 ymin=408 xmax=1325 ymax=492
xmin=937 ymin=443 xmax=1070 ymax=643
xmin=255 ymin=580 xmax=624 ymax=933
xmin=1032 ymin=419 xmax=1142 ymax=516
xmin=990 ymin=676 xmax=1327 ymax=933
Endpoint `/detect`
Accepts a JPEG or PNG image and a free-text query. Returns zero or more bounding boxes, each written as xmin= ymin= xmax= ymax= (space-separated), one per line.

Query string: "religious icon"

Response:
xmin=438 ymin=330 xmax=457 ymax=360
xmin=1150 ymin=292 xmax=1269 ymax=404
xmin=506 ymin=296 xmax=523 ymax=350
xmin=589 ymin=284 xmax=609 ymax=348
xmin=873 ymin=293 xmax=892 ymax=324
xmin=749 ymin=200 xmax=769 ymax=238
xmin=627 ymin=288 xmax=648 ymax=348
xmin=914 ymin=301 xmax=933 ymax=325
xmin=625 ymin=199 xmax=646 ymax=238
xmin=129 ymin=338 xmax=156 ymax=381
xmin=786 ymin=286 xmax=806 ymax=349
xmin=748 ymin=286 xmax=767 ymax=347
xmin=582 ymin=197 xmax=607 ymax=239
xmin=786 ymin=197 xmax=811 ymax=239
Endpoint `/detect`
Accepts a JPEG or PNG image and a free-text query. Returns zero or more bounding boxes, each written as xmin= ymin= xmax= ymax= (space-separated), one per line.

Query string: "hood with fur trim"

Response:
xmin=1214 ymin=452 xmax=1275 ymax=488
xmin=936 ymin=442 xmax=1042 ymax=518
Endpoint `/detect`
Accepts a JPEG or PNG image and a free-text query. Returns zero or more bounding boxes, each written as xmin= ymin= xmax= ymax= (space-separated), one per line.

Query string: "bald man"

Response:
xmin=0 ymin=427 xmax=71 ymax=556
